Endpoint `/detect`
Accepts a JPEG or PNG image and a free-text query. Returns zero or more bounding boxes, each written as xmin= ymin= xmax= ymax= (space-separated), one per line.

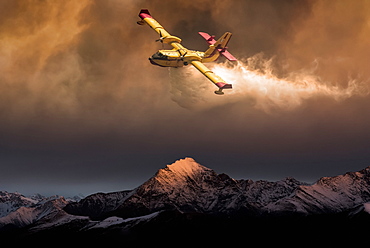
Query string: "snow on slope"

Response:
xmin=0 ymin=192 xmax=89 ymax=230
xmin=0 ymin=196 xmax=71 ymax=228
xmin=0 ymin=191 xmax=38 ymax=218
xmin=88 ymin=211 xmax=161 ymax=229
xmin=364 ymin=202 xmax=370 ymax=214
xmin=267 ymin=167 xmax=370 ymax=214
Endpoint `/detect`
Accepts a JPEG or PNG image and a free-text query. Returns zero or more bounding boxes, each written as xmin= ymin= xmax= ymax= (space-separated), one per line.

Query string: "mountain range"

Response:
xmin=1 ymin=157 xmax=370 ymax=246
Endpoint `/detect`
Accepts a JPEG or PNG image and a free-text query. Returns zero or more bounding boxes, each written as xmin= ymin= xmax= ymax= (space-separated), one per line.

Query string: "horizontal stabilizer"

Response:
xmin=219 ymin=50 xmax=237 ymax=61
xmin=198 ymin=32 xmax=216 ymax=45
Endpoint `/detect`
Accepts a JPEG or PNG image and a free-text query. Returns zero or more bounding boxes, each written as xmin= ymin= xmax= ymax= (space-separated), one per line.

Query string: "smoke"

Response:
xmin=165 ymin=0 xmax=370 ymax=112
xmin=169 ymin=54 xmax=369 ymax=112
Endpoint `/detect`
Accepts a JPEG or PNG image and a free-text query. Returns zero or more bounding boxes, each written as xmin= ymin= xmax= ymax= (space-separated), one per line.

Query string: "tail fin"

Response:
xmin=213 ymin=32 xmax=232 ymax=50
xmin=200 ymin=32 xmax=237 ymax=61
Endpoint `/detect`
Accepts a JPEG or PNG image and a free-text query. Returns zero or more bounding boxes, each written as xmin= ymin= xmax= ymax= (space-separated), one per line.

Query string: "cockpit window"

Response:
xmin=152 ymin=52 xmax=168 ymax=60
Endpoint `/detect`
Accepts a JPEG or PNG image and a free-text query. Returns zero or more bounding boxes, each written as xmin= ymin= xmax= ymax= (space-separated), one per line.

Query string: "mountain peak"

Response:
xmin=152 ymin=157 xmax=213 ymax=188
xmin=165 ymin=157 xmax=210 ymax=177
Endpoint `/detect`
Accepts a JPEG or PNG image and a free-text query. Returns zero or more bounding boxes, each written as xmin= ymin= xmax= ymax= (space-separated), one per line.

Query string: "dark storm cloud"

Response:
xmin=1 ymin=0 xmax=370 ymax=195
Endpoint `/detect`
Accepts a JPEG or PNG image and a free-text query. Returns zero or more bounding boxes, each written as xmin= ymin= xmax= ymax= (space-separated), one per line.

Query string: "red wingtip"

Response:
xmin=139 ymin=9 xmax=152 ymax=19
xmin=216 ymin=82 xmax=232 ymax=89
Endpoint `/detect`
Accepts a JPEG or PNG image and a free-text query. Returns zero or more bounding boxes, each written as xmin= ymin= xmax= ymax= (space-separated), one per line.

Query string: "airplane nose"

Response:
xmin=149 ymin=57 xmax=159 ymax=66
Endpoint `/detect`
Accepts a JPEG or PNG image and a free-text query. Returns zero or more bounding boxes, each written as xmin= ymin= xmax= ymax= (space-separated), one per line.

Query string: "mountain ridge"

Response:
xmin=65 ymin=157 xmax=370 ymax=219
xmin=1 ymin=157 xmax=370 ymax=245
xmin=267 ymin=166 xmax=370 ymax=214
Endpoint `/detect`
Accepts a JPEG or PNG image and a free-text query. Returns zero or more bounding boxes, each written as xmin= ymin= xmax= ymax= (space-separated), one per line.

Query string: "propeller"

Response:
xmin=155 ymin=30 xmax=164 ymax=42
xmin=180 ymin=51 xmax=187 ymax=59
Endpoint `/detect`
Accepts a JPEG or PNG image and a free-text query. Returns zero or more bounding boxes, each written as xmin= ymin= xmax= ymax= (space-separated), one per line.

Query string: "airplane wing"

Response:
xmin=191 ymin=61 xmax=232 ymax=95
xmin=137 ymin=9 xmax=183 ymax=50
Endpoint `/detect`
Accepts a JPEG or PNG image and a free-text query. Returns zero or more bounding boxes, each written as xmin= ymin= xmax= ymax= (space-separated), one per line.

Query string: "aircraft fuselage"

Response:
xmin=149 ymin=49 xmax=220 ymax=67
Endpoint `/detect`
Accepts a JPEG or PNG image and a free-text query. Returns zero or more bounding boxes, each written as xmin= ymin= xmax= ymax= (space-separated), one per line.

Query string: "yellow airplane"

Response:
xmin=137 ymin=9 xmax=236 ymax=95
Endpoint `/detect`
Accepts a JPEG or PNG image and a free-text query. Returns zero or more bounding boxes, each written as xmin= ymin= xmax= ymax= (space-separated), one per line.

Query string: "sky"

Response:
xmin=1 ymin=0 xmax=370 ymax=196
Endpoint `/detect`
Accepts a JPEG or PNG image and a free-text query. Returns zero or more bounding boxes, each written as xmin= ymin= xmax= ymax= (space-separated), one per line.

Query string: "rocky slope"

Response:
xmin=64 ymin=190 xmax=132 ymax=220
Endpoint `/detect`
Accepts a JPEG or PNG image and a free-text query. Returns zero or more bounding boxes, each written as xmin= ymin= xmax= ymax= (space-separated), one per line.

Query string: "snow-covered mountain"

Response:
xmin=1 ymin=157 xmax=370 ymax=244
xmin=0 ymin=192 xmax=86 ymax=230
xmin=65 ymin=158 xmax=306 ymax=219
xmin=64 ymin=157 xmax=370 ymax=224
xmin=0 ymin=191 xmax=38 ymax=218
xmin=109 ymin=158 xmax=306 ymax=217
xmin=267 ymin=166 xmax=370 ymax=214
